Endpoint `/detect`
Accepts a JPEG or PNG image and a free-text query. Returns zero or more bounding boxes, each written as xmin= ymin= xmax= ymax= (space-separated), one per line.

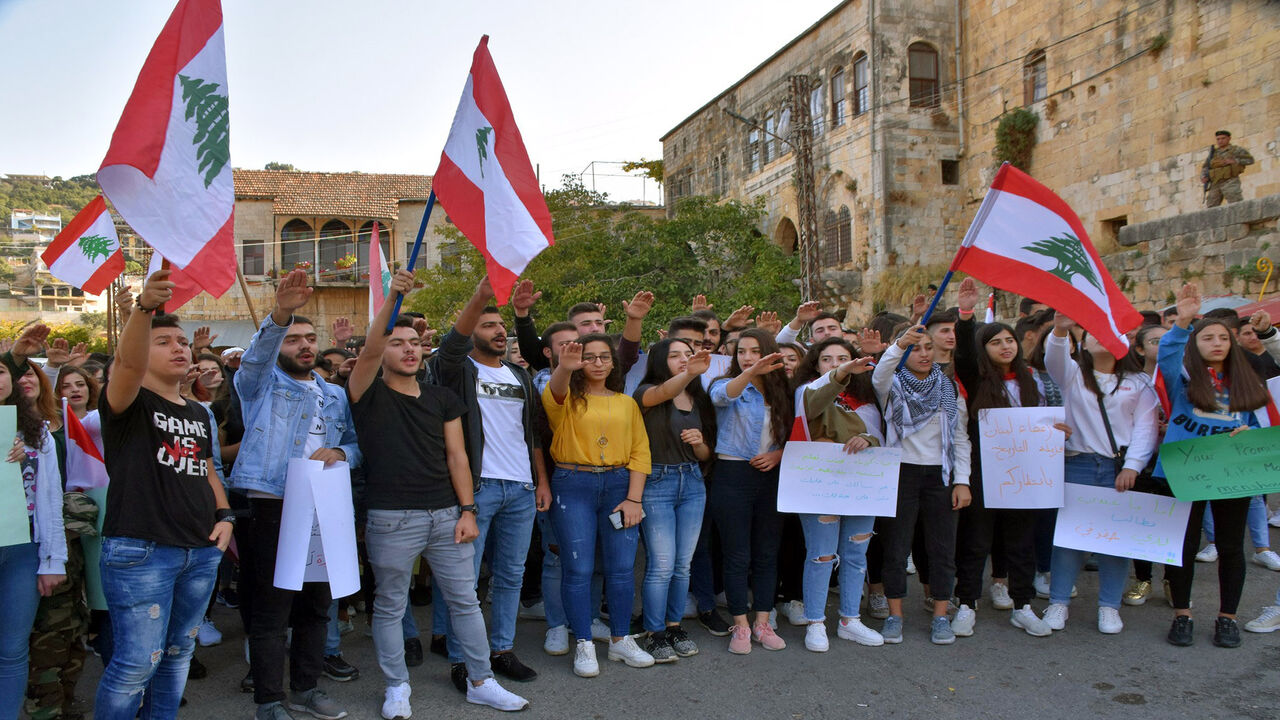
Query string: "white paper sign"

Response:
xmin=275 ymin=459 xmax=360 ymax=597
xmin=978 ymin=407 xmax=1066 ymax=509
xmin=777 ymin=441 xmax=901 ymax=517
xmin=1052 ymin=484 xmax=1193 ymax=566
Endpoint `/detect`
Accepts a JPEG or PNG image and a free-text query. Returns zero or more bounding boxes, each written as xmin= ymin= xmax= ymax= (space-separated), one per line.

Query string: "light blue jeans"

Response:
xmin=538 ymin=512 xmax=603 ymax=631
xmin=640 ymin=463 xmax=705 ymax=632
xmin=94 ymin=538 xmax=222 ymax=720
xmin=1203 ymin=495 xmax=1270 ymax=549
xmin=799 ymin=514 xmax=875 ymax=621
xmin=1050 ymin=454 xmax=1128 ymax=609
xmin=0 ymin=542 xmax=40 ymax=720
xmin=326 ymin=599 xmax=415 ymax=656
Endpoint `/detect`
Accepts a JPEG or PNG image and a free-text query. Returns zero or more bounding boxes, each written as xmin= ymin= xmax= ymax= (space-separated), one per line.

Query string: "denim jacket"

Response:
xmin=709 ymin=377 xmax=777 ymax=459
xmin=228 ymin=315 xmax=362 ymax=495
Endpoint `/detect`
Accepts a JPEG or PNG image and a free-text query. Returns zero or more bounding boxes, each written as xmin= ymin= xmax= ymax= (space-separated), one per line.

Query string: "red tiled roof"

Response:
xmin=233 ymin=169 xmax=432 ymax=219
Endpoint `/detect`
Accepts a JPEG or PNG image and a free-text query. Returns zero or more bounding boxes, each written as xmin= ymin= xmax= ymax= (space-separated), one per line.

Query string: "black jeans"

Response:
xmin=883 ymin=464 xmax=958 ymax=602
xmin=709 ymin=460 xmax=782 ymax=617
xmin=954 ymin=478 xmax=1037 ymax=607
xmin=775 ymin=513 xmax=805 ymax=604
xmin=240 ymin=498 xmax=332 ymax=705
xmin=1165 ymin=496 xmax=1250 ymax=613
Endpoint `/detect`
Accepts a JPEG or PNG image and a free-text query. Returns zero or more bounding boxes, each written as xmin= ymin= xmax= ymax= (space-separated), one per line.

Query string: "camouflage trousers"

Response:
xmin=24 ymin=536 xmax=89 ymax=720
xmin=1205 ymin=176 xmax=1243 ymax=206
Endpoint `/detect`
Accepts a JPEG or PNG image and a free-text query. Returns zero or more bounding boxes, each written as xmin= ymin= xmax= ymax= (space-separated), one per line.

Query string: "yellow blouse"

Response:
xmin=541 ymin=387 xmax=651 ymax=475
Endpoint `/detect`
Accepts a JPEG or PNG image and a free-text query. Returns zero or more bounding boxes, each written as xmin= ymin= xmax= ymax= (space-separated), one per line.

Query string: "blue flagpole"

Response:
xmin=385 ymin=189 xmax=436 ymax=334
xmin=896 ymin=269 xmax=955 ymax=369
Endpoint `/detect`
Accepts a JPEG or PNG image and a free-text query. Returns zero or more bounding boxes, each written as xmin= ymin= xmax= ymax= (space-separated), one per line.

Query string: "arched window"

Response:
xmin=280 ymin=219 xmax=313 ymax=270
xmin=318 ymin=220 xmax=352 ymax=278
xmin=831 ymin=67 xmax=847 ymax=126
xmin=908 ymin=42 xmax=940 ymax=108
xmin=357 ymin=220 xmax=392 ymax=279
xmin=837 ymin=206 xmax=852 ymax=265
xmin=852 ymin=53 xmax=869 ymax=116
xmin=809 ymin=82 xmax=825 ymax=136
xmin=775 ymin=217 xmax=798 ymax=255
xmin=822 ymin=209 xmax=840 ymax=267
xmin=1024 ymin=49 xmax=1047 ymax=104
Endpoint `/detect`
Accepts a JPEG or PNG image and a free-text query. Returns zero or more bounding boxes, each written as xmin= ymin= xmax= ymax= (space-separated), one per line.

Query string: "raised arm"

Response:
xmin=639 ymin=350 xmax=711 ymax=407
xmin=547 ymin=341 xmax=582 ymax=404
xmin=511 ymin=280 xmax=548 ymax=371
xmin=348 ymin=269 xmax=415 ymax=404
xmin=107 ymin=271 xmax=173 ymax=412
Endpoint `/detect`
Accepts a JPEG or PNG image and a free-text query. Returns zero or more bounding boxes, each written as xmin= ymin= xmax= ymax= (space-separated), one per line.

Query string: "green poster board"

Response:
xmin=1160 ymin=425 xmax=1280 ymax=502
xmin=0 ymin=406 xmax=33 ymax=547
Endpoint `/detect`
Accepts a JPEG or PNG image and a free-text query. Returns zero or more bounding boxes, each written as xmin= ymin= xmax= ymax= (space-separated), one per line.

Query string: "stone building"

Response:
xmin=661 ymin=0 xmax=1280 ymax=317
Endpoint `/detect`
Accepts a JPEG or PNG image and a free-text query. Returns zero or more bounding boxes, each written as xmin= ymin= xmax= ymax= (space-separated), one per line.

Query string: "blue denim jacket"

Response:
xmin=228 ymin=315 xmax=362 ymax=495
xmin=708 ymin=377 xmax=776 ymax=459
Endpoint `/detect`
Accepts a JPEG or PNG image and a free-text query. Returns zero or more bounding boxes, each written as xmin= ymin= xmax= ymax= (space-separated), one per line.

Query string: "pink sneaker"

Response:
xmin=728 ymin=624 xmax=752 ymax=654
xmin=752 ymin=621 xmax=787 ymax=650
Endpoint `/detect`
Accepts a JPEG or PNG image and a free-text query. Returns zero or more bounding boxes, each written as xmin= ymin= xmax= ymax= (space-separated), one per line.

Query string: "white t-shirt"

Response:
xmin=470 ymin=358 xmax=533 ymax=484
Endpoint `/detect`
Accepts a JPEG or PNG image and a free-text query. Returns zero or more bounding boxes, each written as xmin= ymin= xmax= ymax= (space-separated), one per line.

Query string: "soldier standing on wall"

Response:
xmin=1201 ymin=130 xmax=1254 ymax=207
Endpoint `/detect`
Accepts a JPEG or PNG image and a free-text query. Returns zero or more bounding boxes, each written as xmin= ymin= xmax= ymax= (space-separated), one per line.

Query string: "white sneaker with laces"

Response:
xmin=197 ymin=618 xmax=222 ymax=647
xmin=1042 ymin=603 xmax=1068 ymax=631
xmin=573 ymin=640 xmax=599 ymax=677
xmin=1033 ymin=572 xmax=1051 ymax=599
xmin=607 ymin=635 xmax=655 ymax=668
xmin=781 ymin=600 xmax=808 ymax=626
xmin=905 ymin=553 xmax=917 ymax=576
xmin=1195 ymin=543 xmax=1219 ymax=563
xmin=951 ymin=605 xmax=976 ymax=637
xmin=837 ymin=617 xmax=884 ymax=646
xmin=1011 ymin=605 xmax=1052 ymax=637
xmin=466 ymin=678 xmax=529 ymax=711
xmin=544 ymin=625 xmax=569 ymax=656
xmin=1254 ymin=550 xmax=1280 ymax=571
xmin=1245 ymin=605 xmax=1280 ymax=633
xmin=804 ymin=622 xmax=829 ymax=652
xmin=1097 ymin=607 xmax=1123 ymax=634
xmin=381 ymin=682 xmax=411 ymax=720
xmin=590 ymin=618 xmax=611 ymax=642
xmin=867 ymin=593 xmax=890 ymax=619
xmin=990 ymin=582 xmax=1014 ymax=610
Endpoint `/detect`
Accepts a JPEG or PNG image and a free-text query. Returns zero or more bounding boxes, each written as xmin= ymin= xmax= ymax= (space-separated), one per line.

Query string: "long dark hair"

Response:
xmin=792 ymin=337 xmax=876 ymax=404
xmin=969 ymin=322 xmax=1041 ymax=417
xmin=726 ymin=328 xmax=792 ymax=448
xmin=639 ymin=338 xmax=717 ymax=450
xmin=1183 ymin=319 xmax=1269 ymax=413
xmin=568 ymin=333 xmax=624 ymax=412
xmin=2 ymin=365 xmax=45 ymax=449
xmin=1077 ymin=330 xmax=1143 ymax=398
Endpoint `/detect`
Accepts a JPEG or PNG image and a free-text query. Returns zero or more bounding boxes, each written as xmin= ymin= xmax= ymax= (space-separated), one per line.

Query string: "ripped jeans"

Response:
xmin=799 ymin=514 xmax=875 ymax=622
xmin=94 ymin=537 xmax=222 ymax=720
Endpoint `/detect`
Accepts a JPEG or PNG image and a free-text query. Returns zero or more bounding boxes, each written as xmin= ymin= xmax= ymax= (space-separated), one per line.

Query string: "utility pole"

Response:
xmin=788 ymin=74 xmax=820 ymax=301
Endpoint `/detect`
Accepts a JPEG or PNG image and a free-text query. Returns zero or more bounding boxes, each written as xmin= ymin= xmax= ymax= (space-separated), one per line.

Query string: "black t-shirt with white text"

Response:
xmin=101 ymin=386 xmax=216 ymax=548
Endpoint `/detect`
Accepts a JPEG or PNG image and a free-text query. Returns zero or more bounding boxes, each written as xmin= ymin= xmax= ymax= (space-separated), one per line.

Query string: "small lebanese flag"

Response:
xmin=368 ymin=221 xmax=391 ymax=323
xmin=983 ymin=293 xmax=995 ymax=324
xmin=433 ymin=36 xmax=554 ymax=304
xmin=952 ymin=163 xmax=1141 ymax=358
xmin=41 ymin=195 xmax=126 ymax=295
xmin=97 ymin=0 xmax=236 ymax=310
xmin=63 ymin=400 xmax=109 ymax=492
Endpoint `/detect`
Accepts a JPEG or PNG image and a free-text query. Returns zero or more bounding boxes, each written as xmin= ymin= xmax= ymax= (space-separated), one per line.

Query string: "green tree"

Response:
xmin=264 ymin=162 xmax=296 ymax=171
xmin=622 ymin=158 xmax=664 ymax=185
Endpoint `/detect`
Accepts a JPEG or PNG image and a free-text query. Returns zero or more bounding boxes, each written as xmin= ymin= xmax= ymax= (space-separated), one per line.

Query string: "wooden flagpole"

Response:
xmin=237 ymin=266 xmax=260 ymax=328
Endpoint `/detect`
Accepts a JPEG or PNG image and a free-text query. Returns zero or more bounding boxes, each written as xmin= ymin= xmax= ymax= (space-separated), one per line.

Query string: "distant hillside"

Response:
xmin=1 ymin=173 xmax=99 ymax=225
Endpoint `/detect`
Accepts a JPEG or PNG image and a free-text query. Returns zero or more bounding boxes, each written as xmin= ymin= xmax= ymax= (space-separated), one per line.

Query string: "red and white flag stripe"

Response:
xmin=41 ymin=195 xmax=125 ymax=296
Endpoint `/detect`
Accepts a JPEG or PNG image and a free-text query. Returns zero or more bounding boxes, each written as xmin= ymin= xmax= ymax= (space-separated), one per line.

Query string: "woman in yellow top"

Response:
xmin=541 ymin=333 xmax=653 ymax=678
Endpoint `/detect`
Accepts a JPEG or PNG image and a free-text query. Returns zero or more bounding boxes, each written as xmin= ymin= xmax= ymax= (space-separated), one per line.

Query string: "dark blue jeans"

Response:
xmin=0 ymin=542 xmax=40 ymax=720
xmin=708 ymin=460 xmax=782 ymax=617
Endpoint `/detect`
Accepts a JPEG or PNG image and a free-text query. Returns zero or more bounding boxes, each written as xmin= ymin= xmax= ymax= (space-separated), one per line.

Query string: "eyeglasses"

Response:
xmin=581 ymin=354 xmax=612 ymax=364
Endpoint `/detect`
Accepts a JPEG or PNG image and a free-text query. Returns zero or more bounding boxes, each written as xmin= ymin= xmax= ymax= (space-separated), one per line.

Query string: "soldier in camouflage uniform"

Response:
xmin=1201 ymin=129 xmax=1254 ymax=207
xmin=24 ymin=492 xmax=97 ymax=720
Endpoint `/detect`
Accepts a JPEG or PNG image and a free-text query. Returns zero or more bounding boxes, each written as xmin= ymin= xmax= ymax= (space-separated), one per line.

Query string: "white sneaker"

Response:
xmin=867 ymin=593 xmax=890 ymax=619
xmin=572 ymin=640 xmax=599 ymax=677
xmin=804 ymin=622 xmax=829 ymax=652
xmin=1245 ymin=605 xmax=1280 ymax=633
xmin=381 ymin=682 xmax=411 ymax=720
xmin=767 ymin=609 xmax=778 ymax=629
xmin=590 ymin=618 xmax=611 ymax=642
xmin=1011 ymin=605 xmax=1052 ymax=637
xmin=1195 ymin=543 xmax=1219 ymax=563
xmin=1042 ymin=603 xmax=1069 ymax=631
xmin=1254 ymin=550 xmax=1280 ymax=571
xmin=607 ymin=635 xmax=654 ymax=668
xmin=781 ymin=600 xmax=808 ymax=626
xmin=466 ymin=677 xmax=529 ymax=712
xmin=683 ymin=593 xmax=698 ymax=619
xmin=517 ymin=600 xmax=545 ymax=620
xmin=197 ymin=617 xmax=222 ymax=647
xmin=544 ymin=625 xmax=569 ymax=656
xmin=951 ymin=604 xmax=976 ymax=637
xmin=1097 ymin=607 xmax=1123 ymax=635
xmin=905 ymin=553 xmax=917 ymax=575
xmin=837 ymin=617 xmax=884 ymax=646
xmin=1033 ymin=572 xmax=1051 ymax=599
xmin=990 ymin=581 xmax=1014 ymax=610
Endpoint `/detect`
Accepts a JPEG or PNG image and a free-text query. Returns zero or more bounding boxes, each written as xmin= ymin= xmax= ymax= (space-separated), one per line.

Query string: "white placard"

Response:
xmin=777 ymin=441 xmax=900 ymax=517
xmin=1052 ymin=484 xmax=1193 ymax=566
xmin=978 ymin=407 xmax=1066 ymax=509
xmin=275 ymin=459 xmax=360 ymax=597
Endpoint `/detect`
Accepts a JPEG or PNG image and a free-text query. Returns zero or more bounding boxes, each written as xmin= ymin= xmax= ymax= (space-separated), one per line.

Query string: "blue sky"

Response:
xmin=0 ymin=0 xmax=838 ymax=203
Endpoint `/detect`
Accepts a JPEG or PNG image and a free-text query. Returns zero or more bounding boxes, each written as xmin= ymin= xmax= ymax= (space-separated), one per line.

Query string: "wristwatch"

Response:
xmin=459 ymin=504 xmax=479 ymax=515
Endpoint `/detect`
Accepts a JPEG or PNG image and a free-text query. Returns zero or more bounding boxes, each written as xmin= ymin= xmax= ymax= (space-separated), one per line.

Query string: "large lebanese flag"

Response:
xmin=368 ymin=222 xmax=390 ymax=323
xmin=97 ymin=0 xmax=235 ymax=310
xmin=41 ymin=195 xmax=125 ymax=295
xmin=433 ymin=36 xmax=554 ymax=304
xmin=952 ymin=163 xmax=1141 ymax=358
xmin=63 ymin=401 xmax=109 ymax=492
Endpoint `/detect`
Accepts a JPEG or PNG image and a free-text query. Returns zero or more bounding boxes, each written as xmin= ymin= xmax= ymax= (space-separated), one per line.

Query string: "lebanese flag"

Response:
xmin=41 ymin=195 xmax=126 ymax=295
xmin=97 ymin=0 xmax=235 ymax=310
xmin=147 ymin=247 xmax=203 ymax=310
xmin=368 ymin=221 xmax=391 ymax=323
xmin=63 ymin=400 xmax=109 ymax=492
xmin=952 ymin=163 xmax=1141 ymax=358
xmin=433 ymin=36 xmax=554 ymax=304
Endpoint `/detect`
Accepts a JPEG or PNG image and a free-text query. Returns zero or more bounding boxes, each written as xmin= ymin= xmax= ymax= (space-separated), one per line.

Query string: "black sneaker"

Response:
xmin=450 ymin=662 xmax=468 ymax=694
xmin=216 ymin=588 xmax=240 ymax=608
xmin=643 ymin=631 xmax=677 ymax=663
xmin=1167 ymin=616 xmax=1194 ymax=646
xmin=240 ymin=670 xmax=254 ymax=694
xmin=699 ymin=609 xmax=731 ymax=637
xmin=187 ymin=655 xmax=207 ymax=680
xmin=667 ymin=625 xmax=699 ymax=657
xmin=429 ymin=634 xmax=448 ymax=657
xmin=1213 ymin=616 xmax=1241 ymax=648
xmin=322 ymin=654 xmax=360 ymax=682
xmin=490 ymin=651 xmax=538 ymax=682
xmin=404 ymin=637 xmax=424 ymax=667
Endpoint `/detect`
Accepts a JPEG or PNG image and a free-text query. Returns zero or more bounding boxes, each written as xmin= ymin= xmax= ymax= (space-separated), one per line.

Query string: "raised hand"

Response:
xmin=896 ymin=324 xmax=926 ymax=351
xmin=12 ymin=323 xmax=50 ymax=361
xmin=558 ymin=341 xmax=584 ymax=372
xmin=1175 ymin=282 xmax=1201 ymax=327
xmin=274 ymin=269 xmax=313 ymax=315
xmin=390 ymin=269 xmax=416 ymax=297
xmin=756 ymin=311 xmax=782 ymax=335
xmin=46 ymin=338 xmax=72 ymax=366
xmin=794 ymin=300 xmax=821 ymax=325
xmin=1052 ymin=310 xmax=1076 ymax=335
xmin=139 ymin=269 xmax=175 ymax=313
xmin=1250 ymin=310 xmax=1272 ymax=334
xmin=691 ymin=294 xmax=712 ymax=312
xmin=747 ymin=351 xmax=784 ymax=376
xmin=725 ymin=304 xmax=755 ymax=330
xmin=859 ymin=327 xmax=887 ymax=355
xmin=623 ymin=290 xmax=655 ymax=320
xmin=193 ymin=326 xmax=218 ymax=351
xmin=686 ymin=349 xmax=713 ymax=376
xmin=114 ymin=286 xmax=133 ymax=324
xmin=837 ymin=356 xmax=875 ymax=377
xmin=911 ymin=294 xmax=929 ymax=320
xmin=957 ymin=277 xmax=980 ymax=314
xmin=412 ymin=318 xmax=436 ymax=346
xmin=331 ymin=317 xmax=354 ymax=345
xmin=510 ymin=280 xmax=542 ymax=316
xmin=472 ymin=275 xmax=494 ymax=302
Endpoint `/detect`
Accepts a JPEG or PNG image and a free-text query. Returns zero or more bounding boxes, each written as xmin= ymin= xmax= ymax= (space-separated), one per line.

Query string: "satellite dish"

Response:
xmin=777 ymin=107 xmax=792 ymax=141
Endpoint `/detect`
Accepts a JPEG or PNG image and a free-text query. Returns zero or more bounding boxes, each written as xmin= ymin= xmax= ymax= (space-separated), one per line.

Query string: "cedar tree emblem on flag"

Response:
xmin=475 ymin=126 xmax=493 ymax=177
xmin=177 ymin=74 xmax=230 ymax=188
xmin=78 ymin=234 xmax=116 ymax=264
xmin=1024 ymin=232 xmax=1105 ymax=294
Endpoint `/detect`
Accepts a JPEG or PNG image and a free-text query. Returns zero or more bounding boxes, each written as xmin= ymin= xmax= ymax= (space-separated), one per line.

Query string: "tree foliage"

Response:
xmin=0 ymin=174 xmax=99 ymax=226
xmin=621 ymin=158 xmax=664 ymax=185
xmin=994 ymin=108 xmax=1039 ymax=170
xmin=264 ymin=162 xmax=297 ymax=171
xmin=405 ymin=177 xmax=799 ymax=343
xmin=0 ymin=320 xmax=110 ymax=355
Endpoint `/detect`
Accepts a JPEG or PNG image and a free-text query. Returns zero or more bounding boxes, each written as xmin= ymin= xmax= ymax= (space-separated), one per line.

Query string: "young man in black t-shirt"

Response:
xmin=93 ymin=270 xmax=233 ymax=720
xmin=349 ymin=270 xmax=528 ymax=716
